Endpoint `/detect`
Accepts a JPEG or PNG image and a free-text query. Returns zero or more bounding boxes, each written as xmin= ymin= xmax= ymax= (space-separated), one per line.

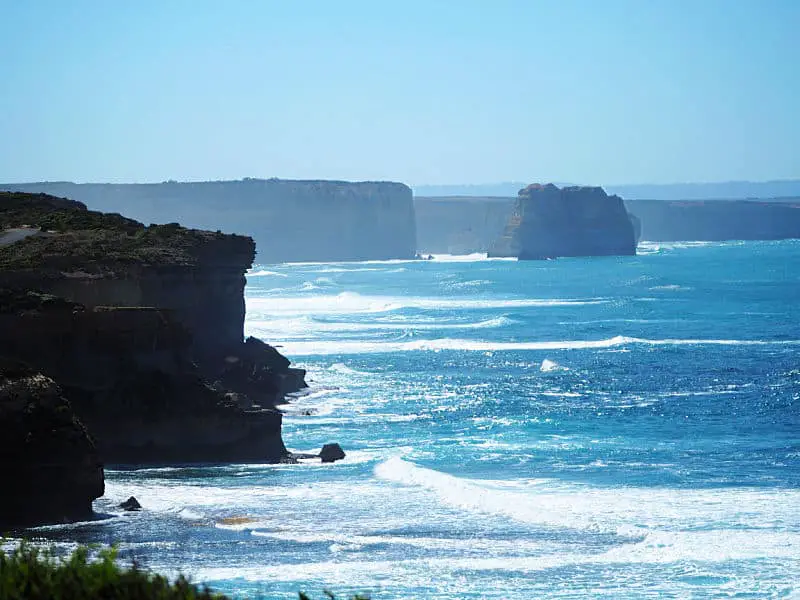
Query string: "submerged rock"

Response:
xmin=0 ymin=358 xmax=104 ymax=527
xmin=320 ymin=443 xmax=346 ymax=463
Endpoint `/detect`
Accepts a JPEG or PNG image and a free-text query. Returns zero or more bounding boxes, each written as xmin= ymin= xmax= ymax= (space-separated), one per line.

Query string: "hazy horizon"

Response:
xmin=1 ymin=0 xmax=798 ymax=185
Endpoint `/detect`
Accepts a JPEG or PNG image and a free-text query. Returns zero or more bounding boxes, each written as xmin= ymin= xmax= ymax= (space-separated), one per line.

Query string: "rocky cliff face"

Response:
xmin=0 ymin=191 xmax=255 ymax=359
xmin=1 ymin=180 xmax=418 ymax=263
xmin=0 ymin=291 xmax=295 ymax=464
xmin=0 ymin=358 xmax=104 ymax=527
xmin=414 ymin=196 xmax=516 ymax=254
xmin=0 ymin=193 xmax=306 ymax=469
xmin=490 ymin=184 xmax=637 ymax=259
xmin=625 ymin=199 xmax=800 ymax=241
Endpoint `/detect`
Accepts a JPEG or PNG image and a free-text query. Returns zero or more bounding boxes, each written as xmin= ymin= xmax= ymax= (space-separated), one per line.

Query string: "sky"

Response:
xmin=0 ymin=0 xmax=798 ymax=186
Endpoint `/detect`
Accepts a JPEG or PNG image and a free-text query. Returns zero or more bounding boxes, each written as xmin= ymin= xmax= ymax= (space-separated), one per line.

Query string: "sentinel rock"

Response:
xmin=490 ymin=184 xmax=637 ymax=259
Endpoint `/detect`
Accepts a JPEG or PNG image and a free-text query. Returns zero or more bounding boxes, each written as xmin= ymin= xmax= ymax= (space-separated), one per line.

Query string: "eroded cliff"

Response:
xmin=0 ymin=192 xmax=306 ymax=469
xmin=1 ymin=179 xmax=418 ymax=263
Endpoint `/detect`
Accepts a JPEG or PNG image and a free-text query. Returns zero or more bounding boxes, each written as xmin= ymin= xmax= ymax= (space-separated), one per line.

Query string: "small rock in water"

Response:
xmin=319 ymin=443 xmax=346 ymax=463
xmin=119 ymin=496 xmax=142 ymax=511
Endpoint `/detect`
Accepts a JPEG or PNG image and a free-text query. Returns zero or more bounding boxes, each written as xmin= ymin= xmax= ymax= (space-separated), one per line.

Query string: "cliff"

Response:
xmin=1 ymin=180 xmax=418 ymax=263
xmin=489 ymin=184 xmax=637 ymax=259
xmin=0 ymin=193 xmax=306 ymax=470
xmin=625 ymin=199 xmax=800 ymax=241
xmin=414 ymin=196 xmax=515 ymax=254
xmin=0 ymin=358 xmax=104 ymax=527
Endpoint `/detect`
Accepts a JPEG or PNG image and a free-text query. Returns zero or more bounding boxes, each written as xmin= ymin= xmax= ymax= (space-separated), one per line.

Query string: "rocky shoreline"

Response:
xmin=0 ymin=191 xmax=335 ymax=528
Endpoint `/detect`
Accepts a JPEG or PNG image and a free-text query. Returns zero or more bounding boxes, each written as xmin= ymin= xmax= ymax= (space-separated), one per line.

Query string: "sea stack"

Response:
xmin=489 ymin=183 xmax=637 ymax=259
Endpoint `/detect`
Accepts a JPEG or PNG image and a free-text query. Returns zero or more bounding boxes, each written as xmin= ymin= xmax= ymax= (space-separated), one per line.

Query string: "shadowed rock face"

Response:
xmin=0 ymin=359 xmax=104 ymax=527
xmin=490 ymin=184 xmax=637 ymax=259
xmin=0 ymin=290 xmax=294 ymax=465
xmin=0 ymin=194 xmax=307 ymax=468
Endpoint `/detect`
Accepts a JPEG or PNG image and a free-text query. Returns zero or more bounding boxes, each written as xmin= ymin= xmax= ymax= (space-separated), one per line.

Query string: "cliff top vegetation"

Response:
xmin=0 ymin=192 xmax=255 ymax=271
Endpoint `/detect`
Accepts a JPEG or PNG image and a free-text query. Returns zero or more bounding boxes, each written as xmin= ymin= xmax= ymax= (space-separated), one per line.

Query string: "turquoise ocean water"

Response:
xmin=26 ymin=241 xmax=800 ymax=598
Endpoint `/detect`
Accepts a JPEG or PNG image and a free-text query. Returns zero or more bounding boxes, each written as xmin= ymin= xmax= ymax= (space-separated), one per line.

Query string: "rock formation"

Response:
xmin=0 ymin=192 xmax=306 ymax=467
xmin=489 ymin=184 xmax=637 ymax=259
xmin=0 ymin=358 xmax=104 ymax=527
xmin=1 ymin=180 xmax=418 ymax=263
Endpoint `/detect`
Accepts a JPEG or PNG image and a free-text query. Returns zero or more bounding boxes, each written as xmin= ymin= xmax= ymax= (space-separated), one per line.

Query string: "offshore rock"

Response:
xmin=490 ymin=184 xmax=637 ymax=259
xmin=320 ymin=443 xmax=346 ymax=463
xmin=119 ymin=496 xmax=142 ymax=511
xmin=0 ymin=358 xmax=104 ymax=527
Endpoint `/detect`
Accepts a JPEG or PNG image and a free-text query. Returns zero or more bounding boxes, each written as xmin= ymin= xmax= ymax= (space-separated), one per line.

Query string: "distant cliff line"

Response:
xmin=413 ymin=180 xmax=800 ymax=201
xmin=0 ymin=179 xmax=417 ymax=264
xmin=415 ymin=195 xmax=800 ymax=253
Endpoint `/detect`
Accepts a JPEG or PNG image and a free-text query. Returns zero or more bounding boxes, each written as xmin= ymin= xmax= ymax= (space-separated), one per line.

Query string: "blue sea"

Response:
xmin=25 ymin=241 xmax=800 ymax=598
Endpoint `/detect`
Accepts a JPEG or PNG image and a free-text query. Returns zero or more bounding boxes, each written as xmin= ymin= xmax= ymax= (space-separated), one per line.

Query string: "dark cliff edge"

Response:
xmin=489 ymin=184 xmax=637 ymax=259
xmin=1 ymin=179 xmax=418 ymax=264
xmin=0 ymin=192 xmax=309 ymax=518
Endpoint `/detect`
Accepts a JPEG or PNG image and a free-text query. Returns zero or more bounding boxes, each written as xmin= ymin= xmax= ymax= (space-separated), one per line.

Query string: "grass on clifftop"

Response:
xmin=0 ymin=543 xmax=369 ymax=600
xmin=0 ymin=191 xmax=254 ymax=270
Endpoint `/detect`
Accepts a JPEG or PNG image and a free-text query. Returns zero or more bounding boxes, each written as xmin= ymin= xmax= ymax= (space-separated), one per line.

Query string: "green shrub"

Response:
xmin=0 ymin=543 xmax=369 ymax=600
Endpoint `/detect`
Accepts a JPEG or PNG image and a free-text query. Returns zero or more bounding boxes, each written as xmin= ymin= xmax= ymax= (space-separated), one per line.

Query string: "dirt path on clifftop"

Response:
xmin=0 ymin=228 xmax=40 ymax=247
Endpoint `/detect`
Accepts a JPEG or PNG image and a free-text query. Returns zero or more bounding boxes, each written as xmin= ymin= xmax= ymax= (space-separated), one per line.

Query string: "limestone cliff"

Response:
xmin=625 ymin=199 xmax=800 ymax=241
xmin=0 ymin=193 xmax=306 ymax=467
xmin=0 ymin=358 xmax=104 ymax=527
xmin=414 ymin=196 xmax=515 ymax=254
xmin=1 ymin=180 xmax=418 ymax=263
xmin=489 ymin=184 xmax=637 ymax=259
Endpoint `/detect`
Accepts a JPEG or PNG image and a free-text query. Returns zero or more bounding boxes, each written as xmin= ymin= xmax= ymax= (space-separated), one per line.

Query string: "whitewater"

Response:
xmin=23 ymin=240 xmax=800 ymax=598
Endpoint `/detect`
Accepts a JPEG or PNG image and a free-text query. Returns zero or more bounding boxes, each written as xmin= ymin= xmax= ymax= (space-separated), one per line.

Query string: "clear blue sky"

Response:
xmin=1 ymin=0 xmax=798 ymax=185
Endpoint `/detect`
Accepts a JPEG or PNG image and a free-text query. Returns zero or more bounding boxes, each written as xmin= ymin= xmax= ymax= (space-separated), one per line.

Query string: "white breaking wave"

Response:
xmin=540 ymin=358 xmax=568 ymax=372
xmin=374 ymin=457 xmax=800 ymax=534
xmin=247 ymin=315 xmax=516 ymax=338
xmin=246 ymin=269 xmax=289 ymax=277
xmin=264 ymin=335 xmax=799 ymax=356
xmin=246 ymin=292 xmax=608 ymax=317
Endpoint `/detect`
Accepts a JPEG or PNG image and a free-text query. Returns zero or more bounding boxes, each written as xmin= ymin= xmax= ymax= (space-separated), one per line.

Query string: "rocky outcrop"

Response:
xmin=625 ymin=199 xmax=800 ymax=241
xmin=0 ymin=358 xmax=104 ymax=527
xmin=489 ymin=184 xmax=637 ymax=259
xmin=0 ymin=193 xmax=307 ymax=466
xmin=1 ymin=180 xmax=418 ymax=263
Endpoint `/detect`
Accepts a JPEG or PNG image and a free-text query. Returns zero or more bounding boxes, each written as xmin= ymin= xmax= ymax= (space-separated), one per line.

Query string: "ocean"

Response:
xmin=24 ymin=241 xmax=800 ymax=598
